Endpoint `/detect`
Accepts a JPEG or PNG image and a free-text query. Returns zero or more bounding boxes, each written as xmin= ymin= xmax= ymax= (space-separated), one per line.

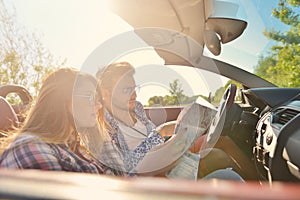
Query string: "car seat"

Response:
xmin=0 ymin=96 xmax=18 ymax=131
xmin=0 ymin=85 xmax=32 ymax=132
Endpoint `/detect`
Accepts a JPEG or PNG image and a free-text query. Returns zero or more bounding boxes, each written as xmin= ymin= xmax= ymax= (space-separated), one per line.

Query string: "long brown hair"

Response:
xmin=96 ymin=62 xmax=135 ymax=94
xmin=96 ymin=61 xmax=135 ymax=132
xmin=0 ymin=68 xmax=102 ymax=152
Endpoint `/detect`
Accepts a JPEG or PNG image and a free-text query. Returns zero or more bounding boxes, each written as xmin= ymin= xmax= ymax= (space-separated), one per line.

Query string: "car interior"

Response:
xmin=0 ymin=85 xmax=32 ymax=132
xmin=0 ymin=0 xmax=299 ymax=199
xmin=108 ymin=0 xmax=300 ymax=183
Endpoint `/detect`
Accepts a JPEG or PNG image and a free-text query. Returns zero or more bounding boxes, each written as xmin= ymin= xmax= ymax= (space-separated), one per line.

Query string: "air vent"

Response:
xmin=276 ymin=109 xmax=299 ymax=125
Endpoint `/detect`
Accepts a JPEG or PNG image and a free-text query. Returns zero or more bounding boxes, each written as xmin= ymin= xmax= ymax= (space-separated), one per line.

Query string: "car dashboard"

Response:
xmin=250 ymin=89 xmax=300 ymax=182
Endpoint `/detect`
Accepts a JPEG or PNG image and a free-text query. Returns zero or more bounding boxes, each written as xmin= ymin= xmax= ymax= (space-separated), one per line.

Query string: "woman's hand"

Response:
xmin=156 ymin=121 xmax=176 ymax=137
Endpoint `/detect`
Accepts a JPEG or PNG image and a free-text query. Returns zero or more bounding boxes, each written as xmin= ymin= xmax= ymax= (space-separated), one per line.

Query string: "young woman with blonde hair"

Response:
xmin=0 ymin=68 xmax=112 ymax=174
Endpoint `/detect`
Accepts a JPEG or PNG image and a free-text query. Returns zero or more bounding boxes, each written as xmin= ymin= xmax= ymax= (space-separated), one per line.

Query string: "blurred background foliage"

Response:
xmin=0 ymin=0 xmax=65 ymax=103
xmin=254 ymin=0 xmax=299 ymax=88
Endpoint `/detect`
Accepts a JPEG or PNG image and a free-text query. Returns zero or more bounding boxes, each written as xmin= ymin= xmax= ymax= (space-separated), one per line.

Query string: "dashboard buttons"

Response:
xmin=266 ymin=134 xmax=273 ymax=145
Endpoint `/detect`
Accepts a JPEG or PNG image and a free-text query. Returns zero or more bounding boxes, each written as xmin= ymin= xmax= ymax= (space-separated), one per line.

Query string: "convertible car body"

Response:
xmin=0 ymin=0 xmax=299 ymax=199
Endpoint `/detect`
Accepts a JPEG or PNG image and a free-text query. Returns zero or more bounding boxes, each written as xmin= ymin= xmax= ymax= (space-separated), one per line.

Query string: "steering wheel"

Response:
xmin=0 ymin=85 xmax=32 ymax=121
xmin=205 ymin=84 xmax=237 ymax=145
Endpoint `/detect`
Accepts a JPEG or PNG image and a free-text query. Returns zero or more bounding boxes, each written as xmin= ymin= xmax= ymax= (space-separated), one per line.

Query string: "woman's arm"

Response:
xmin=156 ymin=121 xmax=176 ymax=137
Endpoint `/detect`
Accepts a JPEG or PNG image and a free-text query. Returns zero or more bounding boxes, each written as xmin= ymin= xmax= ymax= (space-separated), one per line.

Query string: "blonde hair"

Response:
xmin=0 ymin=68 xmax=106 ymax=153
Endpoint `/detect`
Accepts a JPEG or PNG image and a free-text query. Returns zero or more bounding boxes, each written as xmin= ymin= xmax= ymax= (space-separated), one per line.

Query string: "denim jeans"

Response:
xmin=202 ymin=168 xmax=245 ymax=182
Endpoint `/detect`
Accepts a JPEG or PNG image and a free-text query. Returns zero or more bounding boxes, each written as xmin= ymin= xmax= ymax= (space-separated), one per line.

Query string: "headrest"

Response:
xmin=0 ymin=96 xmax=18 ymax=132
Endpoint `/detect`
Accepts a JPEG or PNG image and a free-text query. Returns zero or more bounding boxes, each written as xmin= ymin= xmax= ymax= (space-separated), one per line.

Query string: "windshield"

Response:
xmin=1 ymin=0 xmax=299 ymax=101
xmin=204 ymin=0 xmax=293 ymax=71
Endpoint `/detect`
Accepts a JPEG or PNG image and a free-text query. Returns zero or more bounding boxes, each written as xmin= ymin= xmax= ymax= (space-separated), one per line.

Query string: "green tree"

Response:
xmin=147 ymin=79 xmax=208 ymax=106
xmin=168 ymin=79 xmax=185 ymax=105
xmin=0 ymin=1 xmax=65 ymax=101
xmin=254 ymin=0 xmax=300 ymax=87
xmin=148 ymin=96 xmax=164 ymax=106
xmin=212 ymin=87 xmax=226 ymax=106
xmin=212 ymin=80 xmax=242 ymax=105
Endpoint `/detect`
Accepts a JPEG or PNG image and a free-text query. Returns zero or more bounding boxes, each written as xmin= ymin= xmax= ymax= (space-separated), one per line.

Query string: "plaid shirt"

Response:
xmin=101 ymin=101 xmax=163 ymax=174
xmin=0 ymin=135 xmax=106 ymax=174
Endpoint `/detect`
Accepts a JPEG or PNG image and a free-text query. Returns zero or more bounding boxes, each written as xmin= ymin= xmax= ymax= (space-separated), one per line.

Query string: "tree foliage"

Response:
xmin=211 ymin=80 xmax=242 ymax=106
xmin=168 ymin=79 xmax=185 ymax=105
xmin=0 ymin=1 xmax=65 ymax=100
xmin=147 ymin=79 xmax=200 ymax=106
xmin=254 ymin=0 xmax=300 ymax=87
